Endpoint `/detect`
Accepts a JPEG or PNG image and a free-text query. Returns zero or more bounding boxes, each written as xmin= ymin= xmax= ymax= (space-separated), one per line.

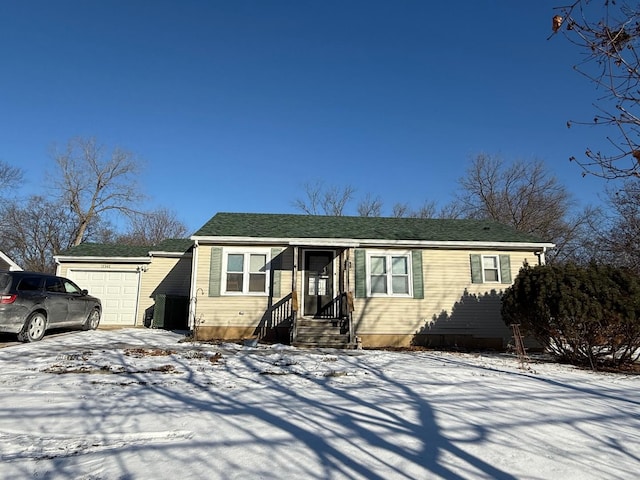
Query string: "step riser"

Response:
xmin=293 ymin=317 xmax=353 ymax=348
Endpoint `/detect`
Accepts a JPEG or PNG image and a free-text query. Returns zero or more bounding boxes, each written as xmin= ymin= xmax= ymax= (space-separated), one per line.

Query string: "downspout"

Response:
xmin=133 ymin=264 xmax=146 ymax=326
xmin=188 ymin=240 xmax=200 ymax=331
xmin=536 ymin=247 xmax=547 ymax=266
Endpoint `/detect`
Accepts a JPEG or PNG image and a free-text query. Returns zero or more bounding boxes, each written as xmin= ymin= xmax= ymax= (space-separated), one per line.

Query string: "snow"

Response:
xmin=0 ymin=329 xmax=638 ymax=479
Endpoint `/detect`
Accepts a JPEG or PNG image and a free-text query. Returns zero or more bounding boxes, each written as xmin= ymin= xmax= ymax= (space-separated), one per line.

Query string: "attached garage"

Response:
xmin=67 ymin=269 xmax=140 ymax=326
xmin=54 ymin=240 xmax=193 ymax=329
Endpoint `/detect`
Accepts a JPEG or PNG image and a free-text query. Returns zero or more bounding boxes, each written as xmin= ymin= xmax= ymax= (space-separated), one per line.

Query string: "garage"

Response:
xmin=68 ymin=270 xmax=140 ymax=326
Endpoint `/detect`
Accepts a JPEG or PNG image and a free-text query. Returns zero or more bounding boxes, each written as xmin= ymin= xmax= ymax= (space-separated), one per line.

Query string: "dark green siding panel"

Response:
xmin=209 ymin=247 xmax=222 ymax=297
xmin=500 ymin=254 xmax=512 ymax=284
xmin=354 ymin=249 xmax=367 ymax=298
xmin=271 ymin=247 xmax=283 ymax=297
xmin=470 ymin=254 xmax=483 ymax=284
xmin=411 ymin=250 xmax=424 ymax=299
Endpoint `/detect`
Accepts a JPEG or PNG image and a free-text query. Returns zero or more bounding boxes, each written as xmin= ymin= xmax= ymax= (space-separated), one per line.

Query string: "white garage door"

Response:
xmin=69 ymin=270 xmax=140 ymax=326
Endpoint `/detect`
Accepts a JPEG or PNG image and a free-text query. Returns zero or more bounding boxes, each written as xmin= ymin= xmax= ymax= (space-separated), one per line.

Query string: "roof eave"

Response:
xmin=190 ymin=235 xmax=555 ymax=250
xmin=148 ymin=251 xmax=193 ymax=258
xmin=54 ymin=255 xmax=152 ymax=264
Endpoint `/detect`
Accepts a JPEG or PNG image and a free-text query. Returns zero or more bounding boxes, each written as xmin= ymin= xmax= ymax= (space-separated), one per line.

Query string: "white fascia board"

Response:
xmin=191 ymin=235 xmax=288 ymax=245
xmin=53 ymin=256 xmax=151 ymax=264
xmin=148 ymin=251 xmax=193 ymax=258
xmin=0 ymin=250 xmax=22 ymax=270
xmin=191 ymin=235 xmax=554 ymax=251
xmin=191 ymin=235 xmax=359 ymax=247
xmin=356 ymin=239 xmax=556 ymax=250
xmin=289 ymin=238 xmax=361 ymax=247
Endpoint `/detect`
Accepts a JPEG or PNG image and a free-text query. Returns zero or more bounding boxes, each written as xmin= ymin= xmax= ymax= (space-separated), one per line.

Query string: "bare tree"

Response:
xmin=391 ymin=202 xmax=410 ymax=218
xmin=293 ymin=181 xmax=355 ymax=216
xmin=554 ymin=1 xmax=640 ymax=179
xmin=293 ymin=181 xmax=323 ymax=215
xmin=357 ymin=193 xmax=383 ymax=217
xmin=118 ymin=208 xmax=188 ymax=246
xmin=51 ymin=137 xmax=143 ymax=246
xmin=393 ymin=200 xmax=461 ymax=219
xmin=0 ymin=196 xmax=77 ymax=272
xmin=0 ymin=160 xmax=23 ymax=196
xmin=456 ymin=154 xmax=592 ymax=262
xmin=600 ymin=180 xmax=640 ymax=273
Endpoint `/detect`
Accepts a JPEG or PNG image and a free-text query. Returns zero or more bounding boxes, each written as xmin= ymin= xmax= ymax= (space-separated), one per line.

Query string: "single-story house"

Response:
xmin=55 ymin=212 xmax=554 ymax=349
xmin=0 ymin=250 xmax=22 ymax=271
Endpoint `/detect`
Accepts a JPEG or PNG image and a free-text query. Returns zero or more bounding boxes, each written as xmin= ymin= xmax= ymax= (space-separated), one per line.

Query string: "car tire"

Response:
xmin=83 ymin=308 xmax=101 ymax=331
xmin=18 ymin=312 xmax=47 ymax=342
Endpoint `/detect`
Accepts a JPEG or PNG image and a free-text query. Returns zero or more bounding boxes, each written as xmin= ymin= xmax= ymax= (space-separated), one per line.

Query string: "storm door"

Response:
xmin=303 ymin=250 xmax=335 ymax=318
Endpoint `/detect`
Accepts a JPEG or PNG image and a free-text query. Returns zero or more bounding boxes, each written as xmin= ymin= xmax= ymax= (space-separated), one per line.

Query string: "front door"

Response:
xmin=304 ymin=250 xmax=334 ymax=318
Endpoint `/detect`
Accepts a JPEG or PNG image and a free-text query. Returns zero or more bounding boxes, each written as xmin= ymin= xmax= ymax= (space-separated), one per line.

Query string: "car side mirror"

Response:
xmin=82 ymin=289 xmax=89 ymax=295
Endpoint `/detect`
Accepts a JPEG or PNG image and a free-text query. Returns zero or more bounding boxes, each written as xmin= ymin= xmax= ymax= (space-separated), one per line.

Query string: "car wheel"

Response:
xmin=18 ymin=312 xmax=47 ymax=342
xmin=83 ymin=308 xmax=101 ymax=331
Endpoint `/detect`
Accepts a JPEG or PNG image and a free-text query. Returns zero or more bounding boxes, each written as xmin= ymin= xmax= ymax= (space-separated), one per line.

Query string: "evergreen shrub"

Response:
xmin=501 ymin=262 xmax=640 ymax=369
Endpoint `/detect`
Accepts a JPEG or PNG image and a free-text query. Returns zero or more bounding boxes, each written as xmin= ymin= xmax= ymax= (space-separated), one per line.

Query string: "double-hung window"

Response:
xmin=367 ymin=251 xmax=412 ymax=297
xmin=482 ymin=255 xmax=500 ymax=283
xmin=469 ymin=254 xmax=511 ymax=284
xmin=223 ymin=249 xmax=269 ymax=295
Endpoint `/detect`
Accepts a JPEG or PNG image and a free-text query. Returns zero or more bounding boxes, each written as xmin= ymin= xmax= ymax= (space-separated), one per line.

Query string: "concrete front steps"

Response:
xmin=292 ymin=318 xmax=354 ymax=349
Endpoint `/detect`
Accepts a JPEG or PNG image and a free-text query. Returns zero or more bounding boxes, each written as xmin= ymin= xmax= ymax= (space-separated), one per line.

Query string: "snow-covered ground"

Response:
xmin=0 ymin=329 xmax=638 ymax=480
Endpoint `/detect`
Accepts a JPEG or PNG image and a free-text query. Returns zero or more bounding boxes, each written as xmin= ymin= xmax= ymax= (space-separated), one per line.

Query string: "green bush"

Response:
xmin=501 ymin=262 xmax=640 ymax=369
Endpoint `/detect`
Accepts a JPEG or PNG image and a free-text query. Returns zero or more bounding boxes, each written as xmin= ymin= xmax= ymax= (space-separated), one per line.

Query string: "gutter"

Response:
xmin=190 ymin=235 xmax=555 ymax=251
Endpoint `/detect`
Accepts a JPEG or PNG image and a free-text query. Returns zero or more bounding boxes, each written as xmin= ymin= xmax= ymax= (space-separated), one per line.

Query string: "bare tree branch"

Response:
xmin=0 ymin=160 xmax=24 ymax=196
xmin=0 ymin=196 xmax=77 ymax=272
xmin=555 ymin=1 xmax=640 ymax=179
xmin=293 ymin=181 xmax=355 ymax=216
xmin=50 ymin=137 xmax=143 ymax=246
xmin=357 ymin=193 xmax=383 ymax=217
xmin=118 ymin=208 xmax=188 ymax=246
xmin=456 ymin=154 xmax=592 ymax=262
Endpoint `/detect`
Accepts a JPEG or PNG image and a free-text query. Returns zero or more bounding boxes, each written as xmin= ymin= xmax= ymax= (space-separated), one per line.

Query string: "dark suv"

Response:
xmin=0 ymin=271 xmax=102 ymax=342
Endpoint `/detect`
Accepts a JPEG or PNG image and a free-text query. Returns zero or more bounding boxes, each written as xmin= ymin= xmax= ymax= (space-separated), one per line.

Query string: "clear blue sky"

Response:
xmin=0 ymin=0 xmax=611 ymax=232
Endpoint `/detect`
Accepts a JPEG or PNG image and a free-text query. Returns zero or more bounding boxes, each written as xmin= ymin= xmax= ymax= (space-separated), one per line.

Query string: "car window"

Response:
xmin=45 ymin=277 xmax=65 ymax=293
xmin=63 ymin=279 xmax=82 ymax=294
xmin=17 ymin=277 xmax=42 ymax=291
xmin=0 ymin=273 xmax=10 ymax=292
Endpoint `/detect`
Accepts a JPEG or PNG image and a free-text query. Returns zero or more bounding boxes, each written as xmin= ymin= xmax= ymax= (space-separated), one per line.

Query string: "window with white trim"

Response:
xmin=482 ymin=255 xmax=500 ymax=282
xmin=367 ymin=251 xmax=412 ymax=297
xmin=222 ymin=249 xmax=270 ymax=295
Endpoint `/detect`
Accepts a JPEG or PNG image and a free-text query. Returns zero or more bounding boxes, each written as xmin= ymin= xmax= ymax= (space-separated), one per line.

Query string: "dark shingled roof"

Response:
xmin=150 ymin=238 xmax=193 ymax=253
xmin=57 ymin=238 xmax=192 ymax=257
xmin=193 ymin=213 xmax=548 ymax=244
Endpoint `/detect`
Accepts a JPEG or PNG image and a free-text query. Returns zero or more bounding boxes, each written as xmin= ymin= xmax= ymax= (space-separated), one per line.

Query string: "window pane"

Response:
xmin=483 ymin=256 xmax=498 ymax=269
xmin=370 ymin=256 xmax=386 ymax=275
xmin=392 ymin=276 xmax=409 ymax=294
xmin=227 ymin=254 xmax=244 ymax=272
xmin=391 ymin=256 xmax=408 ymax=274
xmin=484 ymin=270 xmax=499 ymax=282
xmin=371 ymin=275 xmax=387 ymax=294
xmin=249 ymin=254 xmax=266 ymax=273
xmin=226 ymin=273 xmax=243 ymax=292
xmin=249 ymin=273 xmax=266 ymax=292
